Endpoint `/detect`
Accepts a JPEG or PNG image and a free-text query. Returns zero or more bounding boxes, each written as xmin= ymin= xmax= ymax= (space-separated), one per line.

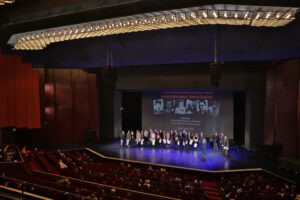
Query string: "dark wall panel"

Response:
xmin=276 ymin=60 xmax=299 ymax=157
xmin=88 ymin=73 xmax=100 ymax=140
xmin=0 ymin=53 xmax=8 ymax=127
xmin=55 ymin=69 xmax=73 ymax=144
xmin=298 ymin=76 xmax=300 ymax=158
xmin=233 ymin=92 xmax=246 ymax=146
xmin=71 ymin=69 xmax=89 ymax=143
xmin=6 ymin=56 xmax=16 ymax=127
xmin=0 ymin=49 xmax=40 ymax=129
xmin=14 ymin=58 xmax=27 ymax=128
xmin=31 ymin=70 xmax=41 ymax=129
xmin=264 ymin=59 xmax=300 ymax=158
xmin=25 ymin=63 xmax=34 ymax=128
xmin=45 ymin=68 xmax=57 ymax=144
xmin=32 ymin=68 xmax=100 ymax=145
xmin=263 ymin=67 xmax=276 ymax=145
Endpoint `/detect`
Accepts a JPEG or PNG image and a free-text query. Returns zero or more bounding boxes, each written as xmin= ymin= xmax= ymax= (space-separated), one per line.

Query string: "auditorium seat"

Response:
xmin=21 ymin=148 xmax=299 ymax=200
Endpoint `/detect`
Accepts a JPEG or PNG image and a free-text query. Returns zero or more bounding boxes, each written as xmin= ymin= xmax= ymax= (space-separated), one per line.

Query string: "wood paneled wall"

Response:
xmin=264 ymin=59 xmax=300 ymax=158
xmin=0 ymin=49 xmax=40 ymax=129
xmin=33 ymin=68 xmax=99 ymax=145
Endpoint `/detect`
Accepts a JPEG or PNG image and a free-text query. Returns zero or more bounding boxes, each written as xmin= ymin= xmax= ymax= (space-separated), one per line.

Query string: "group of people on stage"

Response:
xmin=120 ymin=129 xmax=230 ymax=157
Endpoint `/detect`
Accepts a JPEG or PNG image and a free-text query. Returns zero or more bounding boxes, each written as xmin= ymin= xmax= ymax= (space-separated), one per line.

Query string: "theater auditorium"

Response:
xmin=0 ymin=0 xmax=299 ymax=199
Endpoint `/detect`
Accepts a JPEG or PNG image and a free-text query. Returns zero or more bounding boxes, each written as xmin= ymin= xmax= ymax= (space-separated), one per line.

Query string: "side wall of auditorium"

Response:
xmin=264 ymin=59 xmax=300 ymax=158
xmin=31 ymin=68 xmax=100 ymax=146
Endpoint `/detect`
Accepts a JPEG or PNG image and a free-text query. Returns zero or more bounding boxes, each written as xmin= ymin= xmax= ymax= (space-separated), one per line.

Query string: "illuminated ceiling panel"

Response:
xmin=7 ymin=4 xmax=299 ymax=50
xmin=0 ymin=0 xmax=15 ymax=6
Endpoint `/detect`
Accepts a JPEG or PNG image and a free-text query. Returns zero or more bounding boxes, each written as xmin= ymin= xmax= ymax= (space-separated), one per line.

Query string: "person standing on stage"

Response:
xmin=130 ymin=130 xmax=135 ymax=147
xmin=155 ymin=130 xmax=160 ymax=148
xmin=162 ymin=131 xmax=167 ymax=147
xmin=199 ymin=132 xmax=205 ymax=144
xmin=140 ymin=130 xmax=144 ymax=146
xmin=170 ymin=130 xmax=175 ymax=147
xmin=213 ymin=133 xmax=219 ymax=151
xmin=219 ymin=133 xmax=224 ymax=152
xmin=199 ymin=133 xmax=205 ymax=153
xmin=166 ymin=131 xmax=171 ymax=147
xmin=136 ymin=130 xmax=142 ymax=147
xmin=189 ymin=132 xmax=194 ymax=148
xmin=209 ymin=133 xmax=214 ymax=151
xmin=159 ymin=129 xmax=163 ymax=147
xmin=179 ymin=131 xmax=184 ymax=150
xmin=150 ymin=130 xmax=156 ymax=147
xmin=223 ymin=135 xmax=229 ymax=157
xmin=183 ymin=131 xmax=189 ymax=150
xmin=201 ymin=138 xmax=207 ymax=157
xmin=120 ymin=130 xmax=125 ymax=147
xmin=174 ymin=130 xmax=179 ymax=148
xmin=193 ymin=133 xmax=199 ymax=149
xmin=126 ymin=131 xmax=131 ymax=147
xmin=144 ymin=129 xmax=149 ymax=146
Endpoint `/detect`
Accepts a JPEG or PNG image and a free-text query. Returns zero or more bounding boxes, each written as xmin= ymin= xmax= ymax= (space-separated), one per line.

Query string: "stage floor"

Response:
xmin=90 ymin=140 xmax=259 ymax=171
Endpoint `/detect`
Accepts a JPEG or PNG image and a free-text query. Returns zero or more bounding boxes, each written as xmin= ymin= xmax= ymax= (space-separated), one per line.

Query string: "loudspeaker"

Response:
xmin=210 ymin=62 xmax=221 ymax=87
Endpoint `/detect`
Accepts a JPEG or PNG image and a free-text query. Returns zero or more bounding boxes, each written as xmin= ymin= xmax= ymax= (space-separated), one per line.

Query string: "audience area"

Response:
xmin=0 ymin=146 xmax=298 ymax=200
xmin=24 ymin=148 xmax=216 ymax=200
xmin=217 ymin=173 xmax=298 ymax=200
xmin=0 ymin=144 xmax=22 ymax=162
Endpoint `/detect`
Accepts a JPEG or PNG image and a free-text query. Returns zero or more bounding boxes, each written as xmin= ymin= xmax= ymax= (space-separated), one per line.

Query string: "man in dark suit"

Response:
xmin=219 ymin=133 xmax=224 ymax=152
xmin=201 ymin=138 xmax=207 ymax=161
xmin=178 ymin=132 xmax=184 ymax=150
xmin=213 ymin=133 xmax=220 ymax=152
xmin=199 ymin=132 xmax=205 ymax=153
xmin=183 ymin=131 xmax=189 ymax=150
xmin=120 ymin=130 xmax=126 ymax=147
xmin=223 ymin=136 xmax=229 ymax=157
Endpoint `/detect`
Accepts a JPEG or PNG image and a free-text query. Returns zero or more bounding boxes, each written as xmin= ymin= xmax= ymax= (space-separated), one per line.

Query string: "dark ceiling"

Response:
xmin=0 ymin=0 xmax=299 ymax=68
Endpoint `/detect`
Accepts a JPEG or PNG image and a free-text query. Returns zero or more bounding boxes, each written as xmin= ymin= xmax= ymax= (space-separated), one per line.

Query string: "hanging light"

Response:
xmin=0 ymin=0 xmax=15 ymax=5
xmin=8 ymin=4 xmax=299 ymax=50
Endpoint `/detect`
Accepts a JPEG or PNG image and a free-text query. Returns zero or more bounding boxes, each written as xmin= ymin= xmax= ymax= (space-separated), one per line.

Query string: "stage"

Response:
xmin=89 ymin=140 xmax=261 ymax=171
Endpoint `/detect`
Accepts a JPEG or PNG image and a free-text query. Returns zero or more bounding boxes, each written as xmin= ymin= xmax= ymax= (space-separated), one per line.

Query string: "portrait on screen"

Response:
xmin=164 ymin=99 xmax=174 ymax=114
xmin=153 ymin=99 xmax=164 ymax=114
xmin=185 ymin=99 xmax=197 ymax=114
xmin=175 ymin=99 xmax=186 ymax=114
xmin=197 ymin=100 xmax=208 ymax=116
xmin=144 ymin=92 xmax=234 ymax=139
xmin=208 ymin=101 xmax=220 ymax=117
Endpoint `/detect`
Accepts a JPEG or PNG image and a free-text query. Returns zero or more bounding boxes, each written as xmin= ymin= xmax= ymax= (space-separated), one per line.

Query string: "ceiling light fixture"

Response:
xmin=8 ymin=4 xmax=299 ymax=50
xmin=0 ymin=0 xmax=15 ymax=5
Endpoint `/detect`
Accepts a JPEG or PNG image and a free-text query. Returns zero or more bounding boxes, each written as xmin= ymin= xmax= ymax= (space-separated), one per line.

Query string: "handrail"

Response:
xmin=263 ymin=169 xmax=296 ymax=184
xmin=0 ymin=175 xmax=92 ymax=200
xmin=84 ymin=147 xmax=296 ymax=184
xmin=0 ymin=185 xmax=52 ymax=200
xmin=33 ymin=170 xmax=181 ymax=200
